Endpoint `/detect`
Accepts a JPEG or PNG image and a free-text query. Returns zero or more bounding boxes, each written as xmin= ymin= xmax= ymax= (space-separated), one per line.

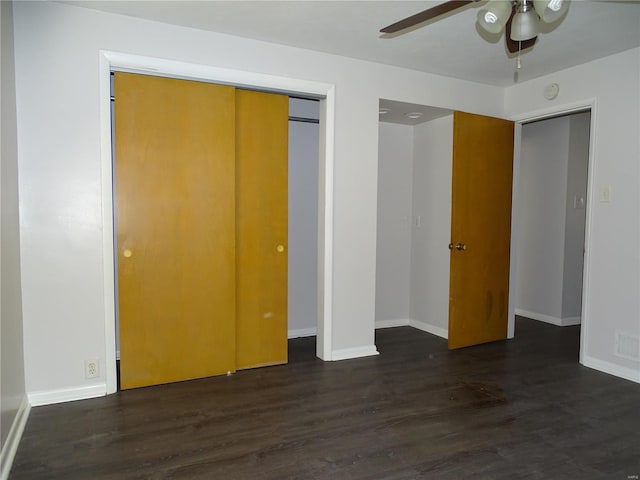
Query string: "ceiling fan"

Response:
xmin=380 ymin=0 xmax=570 ymax=55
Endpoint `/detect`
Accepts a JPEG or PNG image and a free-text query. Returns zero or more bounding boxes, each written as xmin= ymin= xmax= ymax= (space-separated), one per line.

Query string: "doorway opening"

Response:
xmin=512 ymin=109 xmax=592 ymax=357
xmin=375 ymin=99 xmax=453 ymax=340
xmin=375 ymin=98 xmax=595 ymax=364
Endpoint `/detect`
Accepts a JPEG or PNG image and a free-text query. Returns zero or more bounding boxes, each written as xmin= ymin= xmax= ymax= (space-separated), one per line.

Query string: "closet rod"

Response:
xmin=288 ymin=116 xmax=319 ymax=124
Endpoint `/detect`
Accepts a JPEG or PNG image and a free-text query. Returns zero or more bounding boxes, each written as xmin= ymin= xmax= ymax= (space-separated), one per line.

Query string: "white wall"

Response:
xmin=288 ymin=98 xmax=319 ymax=336
xmin=12 ymin=1 xmax=505 ymax=400
xmin=516 ymin=116 xmax=571 ymax=322
xmin=410 ymin=115 xmax=453 ymax=337
xmin=1 ymin=0 xmax=28 ymax=469
xmin=562 ymin=112 xmax=590 ymax=320
xmin=375 ymin=122 xmax=413 ymax=324
xmin=506 ymin=48 xmax=640 ymax=382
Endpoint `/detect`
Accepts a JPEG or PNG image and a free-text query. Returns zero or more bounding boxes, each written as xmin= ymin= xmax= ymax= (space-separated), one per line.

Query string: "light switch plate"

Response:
xmin=599 ymin=185 xmax=612 ymax=203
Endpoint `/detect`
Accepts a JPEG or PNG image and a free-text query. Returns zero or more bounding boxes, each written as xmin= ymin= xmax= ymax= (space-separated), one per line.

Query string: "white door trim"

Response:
xmin=508 ymin=98 xmax=597 ymax=366
xmin=99 ymin=51 xmax=336 ymax=394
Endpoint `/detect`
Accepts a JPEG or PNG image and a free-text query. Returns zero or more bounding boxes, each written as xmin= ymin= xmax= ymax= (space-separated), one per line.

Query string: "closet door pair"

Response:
xmin=114 ymin=73 xmax=288 ymax=390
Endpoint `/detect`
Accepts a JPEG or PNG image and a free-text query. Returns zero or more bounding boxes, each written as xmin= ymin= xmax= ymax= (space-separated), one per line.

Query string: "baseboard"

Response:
xmin=582 ymin=354 xmax=640 ymax=383
xmin=409 ymin=319 xmax=448 ymax=339
xmin=28 ymin=384 xmax=107 ymax=407
xmin=331 ymin=345 xmax=379 ymax=361
xmin=288 ymin=327 xmax=317 ymax=339
xmin=375 ymin=318 xmax=409 ymax=329
xmin=561 ymin=316 xmax=581 ymax=326
xmin=515 ymin=309 xmax=581 ymax=327
xmin=0 ymin=396 xmax=31 ymax=480
xmin=516 ymin=309 xmax=562 ymax=326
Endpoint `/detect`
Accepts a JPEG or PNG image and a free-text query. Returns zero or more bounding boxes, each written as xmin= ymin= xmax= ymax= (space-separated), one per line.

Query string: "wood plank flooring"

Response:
xmin=10 ymin=317 xmax=640 ymax=479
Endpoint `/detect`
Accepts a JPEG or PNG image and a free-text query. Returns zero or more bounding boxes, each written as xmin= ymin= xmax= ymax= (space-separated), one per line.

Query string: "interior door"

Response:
xmin=448 ymin=111 xmax=514 ymax=349
xmin=115 ymin=73 xmax=237 ymax=389
xmin=235 ymin=89 xmax=289 ymax=369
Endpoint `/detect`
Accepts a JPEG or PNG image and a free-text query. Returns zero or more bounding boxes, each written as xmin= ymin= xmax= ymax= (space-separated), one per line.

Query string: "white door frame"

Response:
xmin=99 ymin=51 xmax=336 ymax=394
xmin=507 ymin=98 xmax=597 ymax=365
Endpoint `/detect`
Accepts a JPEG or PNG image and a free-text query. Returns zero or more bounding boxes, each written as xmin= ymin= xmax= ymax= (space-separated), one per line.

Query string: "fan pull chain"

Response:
xmin=516 ymin=40 xmax=522 ymax=70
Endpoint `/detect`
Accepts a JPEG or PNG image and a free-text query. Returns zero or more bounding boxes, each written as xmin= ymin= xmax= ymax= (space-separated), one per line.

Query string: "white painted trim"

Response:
xmin=331 ymin=345 xmax=379 ymax=361
xmin=99 ymin=53 xmax=117 ymax=395
xmin=288 ymin=328 xmax=317 ymax=339
xmin=508 ymin=100 xmax=594 ymax=123
xmin=515 ymin=309 xmax=562 ymax=326
xmin=375 ymin=318 xmax=410 ymax=329
xmin=510 ymin=98 xmax=596 ymax=367
xmin=579 ymin=101 xmax=598 ymax=366
xmin=507 ymin=124 xmax=522 ymax=340
xmin=374 ymin=319 xmax=448 ymax=339
xmin=582 ymin=355 xmax=640 ymax=384
xmin=316 ymin=90 xmax=335 ymax=361
xmin=28 ymin=384 xmax=107 ymax=407
xmin=100 ymin=51 xmax=336 ymax=387
xmin=0 ymin=397 xmax=30 ymax=480
xmin=515 ymin=309 xmax=581 ymax=327
xmin=409 ymin=319 xmax=448 ymax=339
xmin=561 ymin=316 xmax=581 ymax=326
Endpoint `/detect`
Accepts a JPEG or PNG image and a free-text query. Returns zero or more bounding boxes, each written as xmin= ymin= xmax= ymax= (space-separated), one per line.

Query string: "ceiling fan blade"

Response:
xmin=505 ymin=9 xmax=537 ymax=53
xmin=380 ymin=0 xmax=480 ymax=34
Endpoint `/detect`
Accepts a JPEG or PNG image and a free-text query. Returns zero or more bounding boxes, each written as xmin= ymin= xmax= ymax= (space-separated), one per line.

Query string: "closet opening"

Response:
xmin=100 ymin=54 xmax=334 ymax=394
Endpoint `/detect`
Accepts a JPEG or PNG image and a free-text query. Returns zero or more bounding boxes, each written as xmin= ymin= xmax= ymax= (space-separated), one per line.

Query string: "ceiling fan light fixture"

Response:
xmin=548 ymin=0 xmax=563 ymax=11
xmin=381 ymin=0 xmax=572 ymax=63
xmin=511 ymin=8 xmax=540 ymax=41
xmin=533 ymin=0 xmax=569 ymax=23
xmin=477 ymin=0 xmax=512 ymax=34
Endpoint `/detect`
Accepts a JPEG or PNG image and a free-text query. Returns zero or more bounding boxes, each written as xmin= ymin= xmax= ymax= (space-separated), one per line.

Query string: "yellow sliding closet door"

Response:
xmin=235 ymin=90 xmax=289 ymax=369
xmin=115 ymin=73 xmax=237 ymax=389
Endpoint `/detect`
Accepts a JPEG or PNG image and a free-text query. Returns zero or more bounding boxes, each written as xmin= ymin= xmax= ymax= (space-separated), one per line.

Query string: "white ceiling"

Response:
xmin=64 ymin=0 xmax=640 ymax=87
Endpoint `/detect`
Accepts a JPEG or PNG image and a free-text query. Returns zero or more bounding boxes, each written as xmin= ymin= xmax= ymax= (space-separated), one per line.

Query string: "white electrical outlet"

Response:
xmin=85 ymin=359 xmax=99 ymax=379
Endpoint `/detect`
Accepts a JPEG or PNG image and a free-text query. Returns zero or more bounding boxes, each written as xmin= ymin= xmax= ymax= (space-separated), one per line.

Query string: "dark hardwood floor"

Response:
xmin=11 ymin=317 xmax=640 ymax=479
